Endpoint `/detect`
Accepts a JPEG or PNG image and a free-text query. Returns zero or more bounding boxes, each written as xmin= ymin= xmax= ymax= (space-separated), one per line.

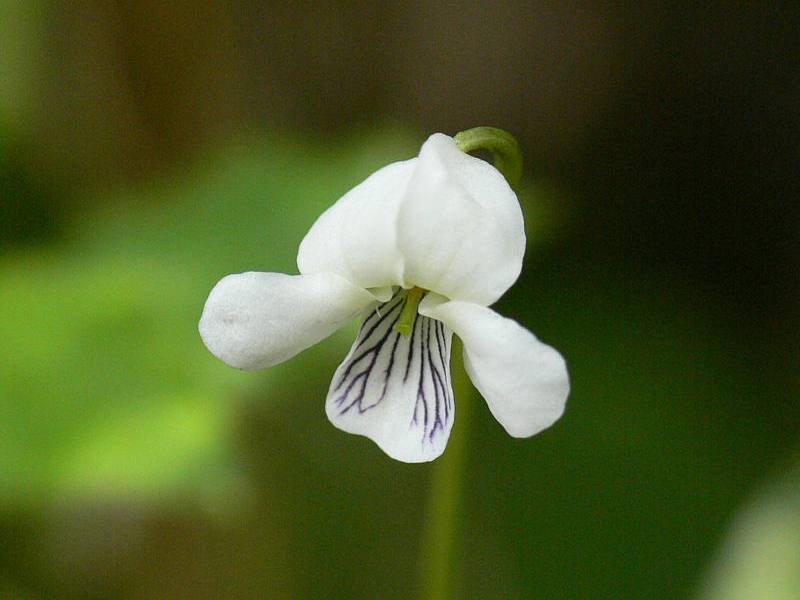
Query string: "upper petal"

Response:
xmin=199 ymin=271 xmax=375 ymax=370
xmin=296 ymin=159 xmax=414 ymax=289
xmin=420 ymin=297 xmax=569 ymax=438
xmin=396 ymin=134 xmax=525 ymax=306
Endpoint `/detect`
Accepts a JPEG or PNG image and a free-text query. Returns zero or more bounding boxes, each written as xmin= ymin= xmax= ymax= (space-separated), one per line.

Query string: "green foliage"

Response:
xmin=0 ymin=129 xmax=417 ymax=503
xmin=698 ymin=456 xmax=800 ymax=600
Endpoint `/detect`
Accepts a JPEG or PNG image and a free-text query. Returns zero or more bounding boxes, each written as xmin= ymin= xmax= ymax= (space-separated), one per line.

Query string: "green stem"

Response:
xmin=454 ymin=126 xmax=523 ymax=190
xmin=418 ymin=337 xmax=473 ymax=600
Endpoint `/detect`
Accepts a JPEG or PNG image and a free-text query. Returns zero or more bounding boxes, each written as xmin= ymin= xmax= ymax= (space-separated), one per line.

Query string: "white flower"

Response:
xmin=199 ymin=133 xmax=570 ymax=463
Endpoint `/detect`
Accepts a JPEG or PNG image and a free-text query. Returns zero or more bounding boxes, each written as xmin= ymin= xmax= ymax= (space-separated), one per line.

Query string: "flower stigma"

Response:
xmin=393 ymin=286 xmax=426 ymax=336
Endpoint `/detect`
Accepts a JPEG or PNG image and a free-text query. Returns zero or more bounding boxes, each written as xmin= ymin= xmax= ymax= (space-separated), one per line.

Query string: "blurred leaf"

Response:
xmin=697 ymin=454 xmax=800 ymax=600
xmin=0 ymin=128 xmax=417 ymax=504
xmin=0 ymin=0 xmax=44 ymax=128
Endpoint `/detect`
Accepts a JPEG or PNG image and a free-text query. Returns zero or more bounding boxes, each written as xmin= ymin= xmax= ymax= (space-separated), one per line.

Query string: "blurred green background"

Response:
xmin=1 ymin=2 xmax=798 ymax=599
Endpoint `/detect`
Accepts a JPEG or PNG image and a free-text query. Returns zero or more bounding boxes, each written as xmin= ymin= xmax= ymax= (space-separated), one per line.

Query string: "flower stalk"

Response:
xmin=418 ymin=127 xmax=524 ymax=598
xmin=418 ymin=338 xmax=472 ymax=600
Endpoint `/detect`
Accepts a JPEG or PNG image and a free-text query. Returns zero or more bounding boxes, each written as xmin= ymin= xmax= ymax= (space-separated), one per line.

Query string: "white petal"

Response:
xmin=199 ymin=271 xmax=375 ymax=370
xmin=396 ymin=134 xmax=525 ymax=306
xmin=420 ymin=297 xmax=569 ymax=437
xmin=296 ymin=160 xmax=414 ymax=289
xmin=327 ymin=290 xmax=455 ymax=462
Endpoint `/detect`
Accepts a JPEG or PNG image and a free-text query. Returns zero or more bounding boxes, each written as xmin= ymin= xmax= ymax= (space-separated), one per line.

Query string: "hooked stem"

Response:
xmin=454 ymin=126 xmax=523 ymax=190
xmin=394 ymin=287 xmax=425 ymax=336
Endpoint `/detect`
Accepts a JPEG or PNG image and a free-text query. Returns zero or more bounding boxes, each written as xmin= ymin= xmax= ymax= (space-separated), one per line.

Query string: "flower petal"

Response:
xmin=420 ymin=297 xmax=569 ymax=438
xmin=296 ymin=160 xmax=414 ymax=290
xmin=326 ymin=290 xmax=455 ymax=462
xmin=199 ymin=271 xmax=375 ymax=370
xmin=396 ymin=134 xmax=525 ymax=306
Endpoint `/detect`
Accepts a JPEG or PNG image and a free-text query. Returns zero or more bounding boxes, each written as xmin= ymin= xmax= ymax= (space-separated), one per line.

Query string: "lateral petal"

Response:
xmin=421 ymin=297 xmax=569 ymax=438
xmin=199 ymin=271 xmax=375 ymax=370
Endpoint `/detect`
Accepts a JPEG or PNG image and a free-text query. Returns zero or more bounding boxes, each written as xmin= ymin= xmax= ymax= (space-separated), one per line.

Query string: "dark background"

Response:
xmin=1 ymin=2 xmax=798 ymax=598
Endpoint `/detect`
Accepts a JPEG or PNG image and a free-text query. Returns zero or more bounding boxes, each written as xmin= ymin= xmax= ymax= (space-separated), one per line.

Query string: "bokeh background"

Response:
xmin=1 ymin=2 xmax=798 ymax=599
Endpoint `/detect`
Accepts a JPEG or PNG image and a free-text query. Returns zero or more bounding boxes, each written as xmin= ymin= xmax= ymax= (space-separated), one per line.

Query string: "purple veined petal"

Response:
xmin=326 ymin=289 xmax=455 ymax=463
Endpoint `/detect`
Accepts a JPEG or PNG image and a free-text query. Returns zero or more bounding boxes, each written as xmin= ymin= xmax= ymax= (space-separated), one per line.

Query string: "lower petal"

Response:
xmin=199 ymin=271 xmax=375 ymax=370
xmin=326 ymin=289 xmax=455 ymax=463
xmin=420 ymin=298 xmax=569 ymax=438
